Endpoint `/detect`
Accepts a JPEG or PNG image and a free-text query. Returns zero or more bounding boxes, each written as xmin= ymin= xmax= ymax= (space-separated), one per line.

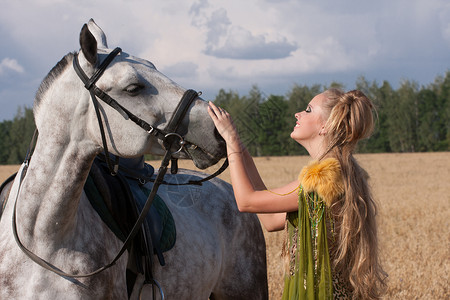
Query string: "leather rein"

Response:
xmin=11 ymin=47 xmax=228 ymax=280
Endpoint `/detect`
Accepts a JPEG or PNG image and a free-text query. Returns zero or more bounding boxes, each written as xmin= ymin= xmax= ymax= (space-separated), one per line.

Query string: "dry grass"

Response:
xmin=1 ymin=152 xmax=449 ymax=299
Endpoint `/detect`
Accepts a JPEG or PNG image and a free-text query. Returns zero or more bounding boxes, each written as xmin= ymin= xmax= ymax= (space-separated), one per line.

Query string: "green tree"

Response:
xmin=241 ymin=85 xmax=264 ymax=156
xmin=431 ymin=71 xmax=450 ymax=150
xmin=355 ymin=77 xmax=390 ymax=153
xmin=385 ymin=80 xmax=419 ymax=152
xmin=0 ymin=120 xmax=13 ymax=164
xmin=6 ymin=106 xmax=36 ymax=164
xmin=256 ymin=95 xmax=288 ymax=156
xmin=415 ymin=88 xmax=440 ymax=151
xmin=325 ymin=81 xmax=345 ymax=91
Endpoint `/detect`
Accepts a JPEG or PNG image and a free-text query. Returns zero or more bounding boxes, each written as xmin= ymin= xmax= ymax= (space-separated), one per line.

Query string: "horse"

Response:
xmin=0 ymin=19 xmax=268 ymax=299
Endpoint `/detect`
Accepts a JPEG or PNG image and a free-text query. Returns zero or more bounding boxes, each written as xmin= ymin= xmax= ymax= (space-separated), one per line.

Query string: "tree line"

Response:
xmin=0 ymin=72 xmax=449 ymax=164
xmin=214 ymin=73 xmax=449 ymax=156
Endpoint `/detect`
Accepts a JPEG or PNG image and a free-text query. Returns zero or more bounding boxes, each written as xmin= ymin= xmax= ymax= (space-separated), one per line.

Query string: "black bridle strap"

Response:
xmin=166 ymin=90 xmax=198 ymax=133
xmin=85 ymin=47 xmax=122 ymax=90
xmin=163 ymin=89 xmax=199 ymax=150
xmin=73 ymin=48 xmax=196 ymax=142
xmin=73 ymin=49 xmax=161 ymax=138
xmin=90 ymin=88 xmax=120 ymax=174
xmin=74 ymin=48 xmax=158 ymax=174
xmin=73 ymin=49 xmax=201 ymax=170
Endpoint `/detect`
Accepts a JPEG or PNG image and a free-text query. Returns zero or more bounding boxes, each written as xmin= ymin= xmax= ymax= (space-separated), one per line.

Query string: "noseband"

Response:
xmin=11 ymin=47 xmax=228 ymax=288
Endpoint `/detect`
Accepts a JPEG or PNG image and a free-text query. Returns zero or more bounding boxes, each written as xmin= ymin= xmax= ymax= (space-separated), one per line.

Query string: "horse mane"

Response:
xmin=34 ymin=52 xmax=75 ymax=108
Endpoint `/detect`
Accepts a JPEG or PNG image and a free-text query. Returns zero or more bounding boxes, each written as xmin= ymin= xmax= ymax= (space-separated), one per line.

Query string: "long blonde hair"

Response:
xmin=321 ymin=89 xmax=387 ymax=299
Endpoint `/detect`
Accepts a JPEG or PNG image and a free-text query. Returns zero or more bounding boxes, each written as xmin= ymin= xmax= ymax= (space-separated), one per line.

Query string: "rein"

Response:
xmin=11 ymin=47 xmax=228 ymax=286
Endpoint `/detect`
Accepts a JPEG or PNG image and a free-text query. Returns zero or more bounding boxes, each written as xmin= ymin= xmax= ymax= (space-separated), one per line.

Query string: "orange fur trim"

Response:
xmin=298 ymin=158 xmax=344 ymax=206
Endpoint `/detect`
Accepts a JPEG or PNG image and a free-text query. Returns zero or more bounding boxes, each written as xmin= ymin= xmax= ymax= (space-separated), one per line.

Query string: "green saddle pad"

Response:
xmin=141 ymin=186 xmax=176 ymax=253
xmin=84 ymin=174 xmax=176 ymax=253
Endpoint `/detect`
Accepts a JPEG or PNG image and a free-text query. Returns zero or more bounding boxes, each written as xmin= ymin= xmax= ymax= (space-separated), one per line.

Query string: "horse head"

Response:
xmin=34 ymin=19 xmax=225 ymax=169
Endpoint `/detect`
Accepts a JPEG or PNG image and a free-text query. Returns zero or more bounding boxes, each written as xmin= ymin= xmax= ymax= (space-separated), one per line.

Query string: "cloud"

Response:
xmin=191 ymin=1 xmax=297 ymax=60
xmin=0 ymin=58 xmax=24 ymax=75
xmin=205 ymin=26 xmax=297 ymax=60
xmin=205 ymin=8 xmax=231 ymax=47
xmin=189 ymin=0 xmax=210 ymax=17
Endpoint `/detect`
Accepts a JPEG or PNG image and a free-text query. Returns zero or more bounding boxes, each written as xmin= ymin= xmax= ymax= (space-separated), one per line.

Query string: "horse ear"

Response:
xmin=79 ymin=23 xmax=98 ymax=65
xmin=87 ymin=19 xmax=108 ymax=49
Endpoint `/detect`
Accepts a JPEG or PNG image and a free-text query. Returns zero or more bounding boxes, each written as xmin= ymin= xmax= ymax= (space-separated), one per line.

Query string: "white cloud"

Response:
xmin=0 ymin=58 xmax=24 ymax=75
xmin=191 ymin=0 xmax=297 ymax=59
xmin=205 ymin=26 xmax=297 ymax=60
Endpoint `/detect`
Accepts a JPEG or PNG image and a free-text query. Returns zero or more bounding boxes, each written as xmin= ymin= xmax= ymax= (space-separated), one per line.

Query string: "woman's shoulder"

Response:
xmin=298 ymin=158 xmax=344 ymax=206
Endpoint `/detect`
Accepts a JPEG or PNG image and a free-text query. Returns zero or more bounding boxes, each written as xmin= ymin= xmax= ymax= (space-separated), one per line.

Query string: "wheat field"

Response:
xmin=1 ymin=152 xmax=449 ymax=299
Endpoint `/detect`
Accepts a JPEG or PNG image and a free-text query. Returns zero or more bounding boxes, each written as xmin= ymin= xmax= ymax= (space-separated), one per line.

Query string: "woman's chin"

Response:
xmin=290 ymin=132 xmax=303 ymax=145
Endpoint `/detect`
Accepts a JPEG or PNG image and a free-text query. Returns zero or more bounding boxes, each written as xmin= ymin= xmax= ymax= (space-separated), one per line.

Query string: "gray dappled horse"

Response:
xmin=0 ymin=19 xmax=267 ymax=299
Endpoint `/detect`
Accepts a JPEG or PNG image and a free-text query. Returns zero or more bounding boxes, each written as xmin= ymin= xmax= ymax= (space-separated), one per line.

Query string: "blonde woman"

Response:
xmin=208 ymin=89 xmax=387 ymax=299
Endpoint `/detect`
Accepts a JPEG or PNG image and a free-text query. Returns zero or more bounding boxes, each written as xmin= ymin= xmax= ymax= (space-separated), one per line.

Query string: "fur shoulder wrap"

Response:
xmin=298 ymin=158 xmax=344 ymax=206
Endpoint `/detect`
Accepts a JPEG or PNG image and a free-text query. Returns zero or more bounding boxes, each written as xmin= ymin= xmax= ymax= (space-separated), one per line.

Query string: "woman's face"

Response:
xmin=290 ymin=93 xmax=328 ymax=144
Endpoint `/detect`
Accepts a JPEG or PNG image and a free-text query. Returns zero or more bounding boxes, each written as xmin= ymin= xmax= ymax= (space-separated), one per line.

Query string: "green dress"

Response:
xmin=281 ymin=159 xmax=352 ymax=300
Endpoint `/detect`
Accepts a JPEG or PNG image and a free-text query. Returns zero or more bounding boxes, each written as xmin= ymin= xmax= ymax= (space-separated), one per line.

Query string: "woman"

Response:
xmin=207 ymin=89 xmax=387 ymax=299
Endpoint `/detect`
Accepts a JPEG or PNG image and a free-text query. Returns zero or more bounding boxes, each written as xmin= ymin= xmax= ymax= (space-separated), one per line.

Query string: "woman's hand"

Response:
xmin=207 ymin=101 xmax=240 ymax=147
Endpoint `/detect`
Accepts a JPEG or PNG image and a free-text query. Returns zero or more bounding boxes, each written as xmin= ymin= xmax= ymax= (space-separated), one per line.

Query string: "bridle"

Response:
xmin=73 ymin=47 xmax=198 ymax=175
xmin=72 ymin=47 xmax=228 ymax=181
xmin=11 ymin=47 xmax=228 ymax=289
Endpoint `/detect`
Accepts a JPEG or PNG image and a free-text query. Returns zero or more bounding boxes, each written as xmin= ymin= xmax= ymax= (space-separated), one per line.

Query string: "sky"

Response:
xmin=0 ymin=0 xmax=449 ymax=121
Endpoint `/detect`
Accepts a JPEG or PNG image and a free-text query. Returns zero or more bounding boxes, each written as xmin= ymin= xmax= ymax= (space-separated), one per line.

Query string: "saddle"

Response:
xmin=83 ymin=157 xmax=176 ymax=296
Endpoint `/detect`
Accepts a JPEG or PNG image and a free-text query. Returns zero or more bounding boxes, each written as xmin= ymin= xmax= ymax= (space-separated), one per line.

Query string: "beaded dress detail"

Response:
xmin=281 ymin=158 xmax=351 ymax=299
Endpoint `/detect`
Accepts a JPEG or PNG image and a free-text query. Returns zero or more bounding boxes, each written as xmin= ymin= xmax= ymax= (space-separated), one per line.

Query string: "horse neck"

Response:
xmin=16 ymin=116 xmax=98 ymax=248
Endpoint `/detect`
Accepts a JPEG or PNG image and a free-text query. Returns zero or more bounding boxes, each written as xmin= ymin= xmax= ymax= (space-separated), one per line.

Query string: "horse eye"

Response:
xmin=124 ymin=84 xmax=144 ymax=95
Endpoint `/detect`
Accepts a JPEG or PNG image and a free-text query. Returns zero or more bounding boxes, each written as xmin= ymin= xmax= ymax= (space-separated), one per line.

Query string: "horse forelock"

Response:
xmin=34 ymin=52 xmax=74 ymax=109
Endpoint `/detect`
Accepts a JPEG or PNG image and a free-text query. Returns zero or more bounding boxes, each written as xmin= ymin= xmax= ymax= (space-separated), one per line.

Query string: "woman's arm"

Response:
xmin=208 ymin=102 xmax=299 ymax=231
xmin=240 ymin=147 xmax=287 ymax=231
